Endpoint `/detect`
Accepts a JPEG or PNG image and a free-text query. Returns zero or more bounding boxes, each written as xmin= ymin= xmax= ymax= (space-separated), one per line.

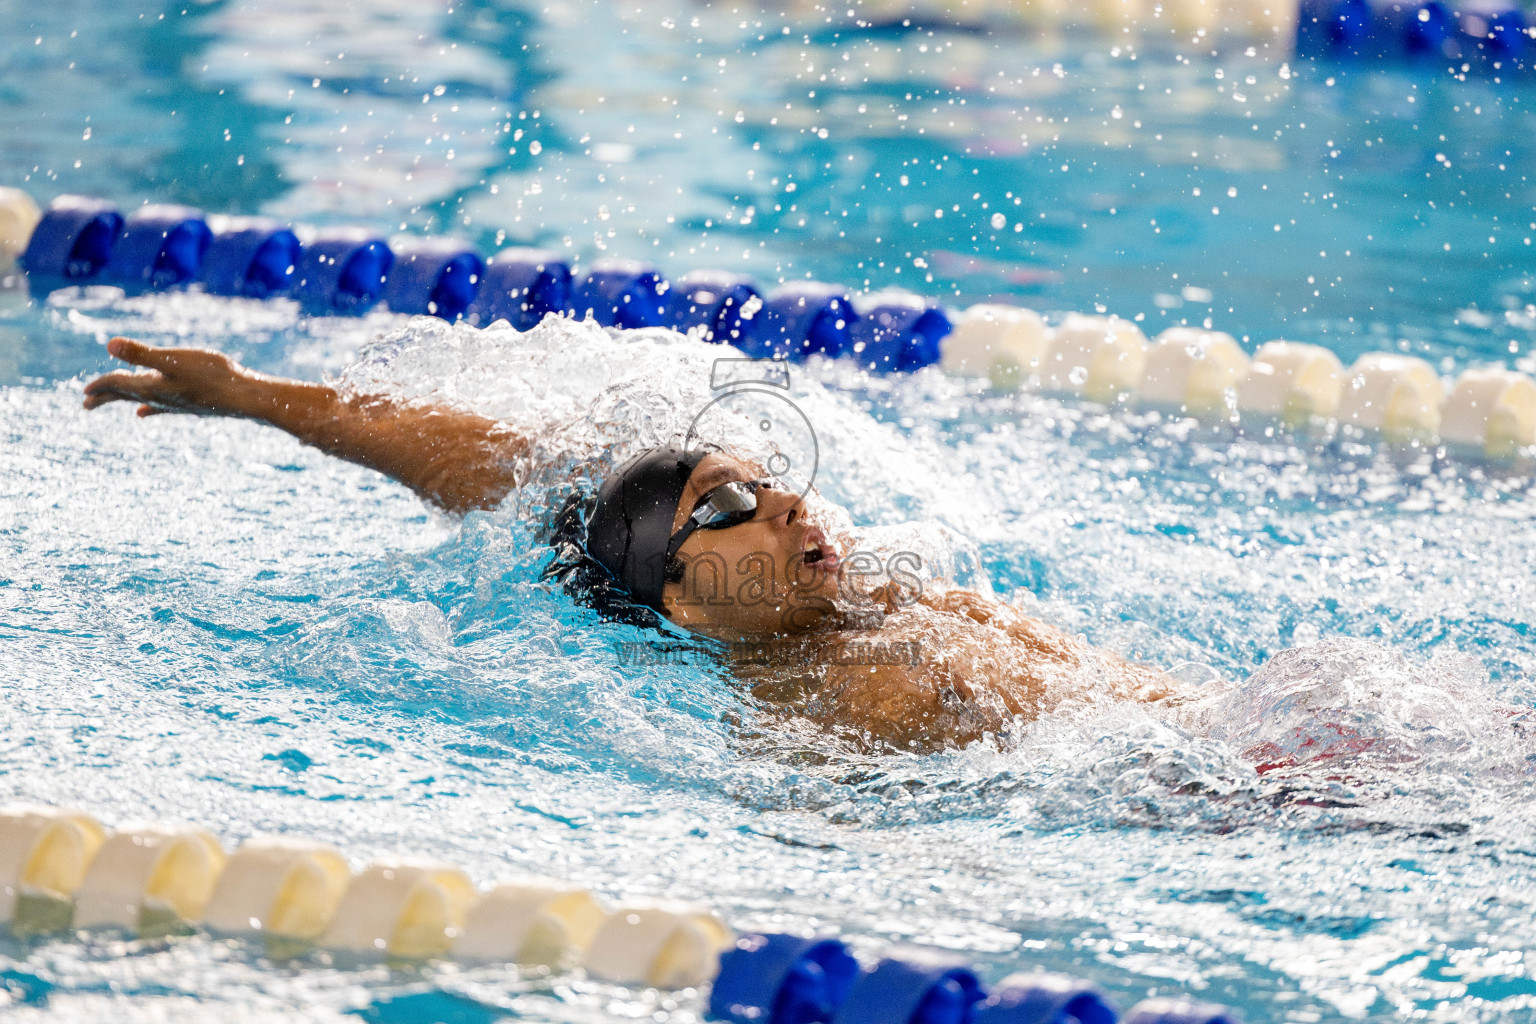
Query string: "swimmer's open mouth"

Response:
xmin=800 ymin=524 xmax=839 ymax=572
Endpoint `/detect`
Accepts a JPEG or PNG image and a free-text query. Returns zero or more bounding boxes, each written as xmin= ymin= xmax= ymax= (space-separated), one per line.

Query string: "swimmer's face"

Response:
xmin=660 ymin=452 xmax=843 ymax=639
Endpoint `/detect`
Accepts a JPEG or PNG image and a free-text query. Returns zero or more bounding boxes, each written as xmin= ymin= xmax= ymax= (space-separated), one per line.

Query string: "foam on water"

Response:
xmin=316 ymin=316 xmax=1536 ymax=835
xmin=5 ymin=307 xmax=1536 ymax=1019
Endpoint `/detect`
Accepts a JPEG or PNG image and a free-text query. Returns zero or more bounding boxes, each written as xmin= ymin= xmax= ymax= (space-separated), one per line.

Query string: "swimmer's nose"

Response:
xmin=757 ymin=483 xmax=801 ymax=527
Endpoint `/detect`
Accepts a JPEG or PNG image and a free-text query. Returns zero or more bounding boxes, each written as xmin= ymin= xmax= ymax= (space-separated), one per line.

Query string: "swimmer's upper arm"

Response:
xmin=290 ymin=390 xmax=528 ymax=514
xmin=84 ymin=337 xmax=528 ymax=515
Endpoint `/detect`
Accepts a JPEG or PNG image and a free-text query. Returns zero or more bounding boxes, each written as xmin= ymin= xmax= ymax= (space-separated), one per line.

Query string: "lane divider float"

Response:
xmin=72 ymin=824 xmax=225 ymax=936
xmin=321 ymin=859 xmax=477 ymax=960
xmin=1138 ymin=327 xmax=1250 ymax=419
xmin=201 ymin=215 xmax=303 ymax=299
xmin=202 ymin=837 xmax=352 ymax=942
xmin=824 ymin=0 xmax=1298 ymax=44
xmin=0 ymin=187 xmax=42 ymax=277
xmin=1439 ymin=367 xmax=1536 ymax=458
xmin=1233 ymin=340 xmax=1345 ymax=427
xmin=0 ymin=804 xmax=104 ymax=936
xmin=4 ymin=188 xmax=1532 ymax=461
xmin=0 ymin=804 xmax=1240 ymax=1023
xmin=1336 ymin=352 xmax=1443 ymax=441
xmin=801 ymin=0 xmax=1521 ymax=77
xmin=942 ymin=304 xmax=1053 ymax=391
xmin=1295 ymin=0 xmax=1532 ymax=74
xmin=455 ymin=880 xmax=607 ymax=965
xmin=1040 ymin=313 xmax=1150 ymax=404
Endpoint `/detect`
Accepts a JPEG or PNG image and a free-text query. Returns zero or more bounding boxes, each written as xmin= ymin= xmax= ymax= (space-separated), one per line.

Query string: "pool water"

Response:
xmin=5 ymin=2 xmax=1536 ymax=1022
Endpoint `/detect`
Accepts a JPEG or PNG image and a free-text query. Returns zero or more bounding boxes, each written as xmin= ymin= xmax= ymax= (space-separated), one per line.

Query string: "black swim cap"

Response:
xmin=585 ymin=444 xmax=711 ymax=613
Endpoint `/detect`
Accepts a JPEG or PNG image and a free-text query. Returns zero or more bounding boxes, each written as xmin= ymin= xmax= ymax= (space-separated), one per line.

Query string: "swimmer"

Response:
xmin=84 ymin=335 xmax=1181 ymax=753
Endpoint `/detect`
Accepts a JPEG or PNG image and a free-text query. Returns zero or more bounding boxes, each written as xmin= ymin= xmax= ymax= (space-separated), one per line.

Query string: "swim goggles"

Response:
xmin=665 ymin=479 xmax=769 ymax=559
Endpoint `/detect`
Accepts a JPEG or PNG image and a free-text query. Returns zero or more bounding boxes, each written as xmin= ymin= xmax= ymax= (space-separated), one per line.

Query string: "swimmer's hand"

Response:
xmin=84 ymin=337 xmax=254 ymax=418
xmin=83 ymin=336 xmax=527 ymax=514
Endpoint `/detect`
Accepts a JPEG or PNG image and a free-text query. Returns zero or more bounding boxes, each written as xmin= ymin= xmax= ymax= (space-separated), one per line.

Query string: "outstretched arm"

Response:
xmin=83 ymin=337 xmax=526 ymax=514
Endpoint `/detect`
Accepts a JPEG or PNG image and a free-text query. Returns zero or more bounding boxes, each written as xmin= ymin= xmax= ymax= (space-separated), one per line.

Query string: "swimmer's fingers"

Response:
xmin=106 ymin=337 xmax=244 ymax=388
xmin=106 ymin=336 xmax=196 ymax=372
xmin=83 ymin=369 xmax=212 ymax=415
xmin=86 ymin=337 xmax=248 ymax=415
xmin=83 ymin=369 xmax=168 ymax=410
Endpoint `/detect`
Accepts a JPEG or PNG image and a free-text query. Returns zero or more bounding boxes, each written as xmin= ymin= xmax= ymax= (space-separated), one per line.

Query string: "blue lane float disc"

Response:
xmin=710 ymin=934 xmax=860 ymax=1024
xmin=295 ymin=226 xmax=393 ymax=315
xmin=831 ymin=953 xmax=985 ymax=1024
xmin=103 ymin=204 xmax=212 ymax=292
xmin=1400 ymin=1 xmax=1451 ymax=53
xmin=469 ymin=247 xmax=573 ymax=329
xmin=20 ymin=195 xmax=124 ymax=283
xmin=849 ymin=298 xmax=953 ymax=373
xmin=198 ymin=216 xmax=301 ymax=298
xmin=974 ymin=973 xmax=1118 ymax=1024
xmin=743 ymin=281 xmax=859 ymax=360
xmin=572 ymin=257 xmax=670 ymax=329
xmin=1462 ymin=4 xmax=1528 ymax=59
xmin=668 ymin=270 xmax=761 ymax=344
xmin=384 ymin=237 xmax=484 ymax=321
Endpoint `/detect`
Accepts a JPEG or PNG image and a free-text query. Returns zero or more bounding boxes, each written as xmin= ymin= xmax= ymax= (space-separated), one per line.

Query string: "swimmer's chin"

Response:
xmin=673 ymin=594 xmax=886 ymax=643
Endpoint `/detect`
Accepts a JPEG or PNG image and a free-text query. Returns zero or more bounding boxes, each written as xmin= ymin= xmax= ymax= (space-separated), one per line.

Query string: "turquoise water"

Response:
xmin=5 ymin=2 xmax=1536 ymax=1022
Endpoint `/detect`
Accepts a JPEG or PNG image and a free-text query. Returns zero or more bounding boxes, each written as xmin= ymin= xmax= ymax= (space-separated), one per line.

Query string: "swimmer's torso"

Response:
xmin=734 ymin=590 xmax=1180 ymax=752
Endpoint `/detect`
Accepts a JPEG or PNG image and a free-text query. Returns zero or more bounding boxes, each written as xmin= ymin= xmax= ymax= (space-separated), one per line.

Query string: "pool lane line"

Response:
xmin=5 ymin=187 xmax=1533 ymax=462
xmin=0 ymin=803 xmax=1243 ymax=1023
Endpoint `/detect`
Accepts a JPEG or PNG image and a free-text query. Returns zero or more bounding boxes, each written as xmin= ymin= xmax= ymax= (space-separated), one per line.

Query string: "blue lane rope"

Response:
xmin=975 ymin=973 xmax=1118 ymax=1024
xmin=669 ymin=270 xmax=760 ymax=347
xmin=1295 ymin=0 xmax=1531 ymax=68
xmin=16 ymin=194 xmax=953 ymax=372
xmin=384 ymin=237 xmax=484 ymax=322
xmin=742 ymin=281 xmax=865 ymax=362
xmin=832 ymin=954 xmax=986 ymax=1024
xmin=20 ymin=195 xmax=123 ymax=282
xmin=295 ymin=226 xmax=393 ymax=315
xmin=712 ymin=934 xmax=862 ymax=1024
xmin=850 ymin=298 xmax=953 ymax=374
xmin=103 ymin=204 xmax=212 ymax=293
xmin=571 ymin=257 xmax=672 ymax=330
xmin=22 ymin=187 xmax=1536 ymax=469
xmin=714 ymin=935 xmax=1243 ymax=1024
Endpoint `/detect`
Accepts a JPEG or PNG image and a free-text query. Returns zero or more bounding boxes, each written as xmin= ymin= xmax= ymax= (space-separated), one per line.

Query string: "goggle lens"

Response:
xmin=693 ymin=480 xmax=761 ymax=528
xmin=666 ymin=479 xmax=770 ymax=561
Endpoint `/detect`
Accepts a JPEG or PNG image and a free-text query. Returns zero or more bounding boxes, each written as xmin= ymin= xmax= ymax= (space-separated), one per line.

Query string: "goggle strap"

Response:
xmin=665 ymin=521 xmax=699 ymax=563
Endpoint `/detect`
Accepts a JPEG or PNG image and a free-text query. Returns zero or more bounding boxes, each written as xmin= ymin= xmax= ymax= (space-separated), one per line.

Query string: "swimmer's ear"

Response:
xmin=658 ymin=584 xmax=698 ymax=630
